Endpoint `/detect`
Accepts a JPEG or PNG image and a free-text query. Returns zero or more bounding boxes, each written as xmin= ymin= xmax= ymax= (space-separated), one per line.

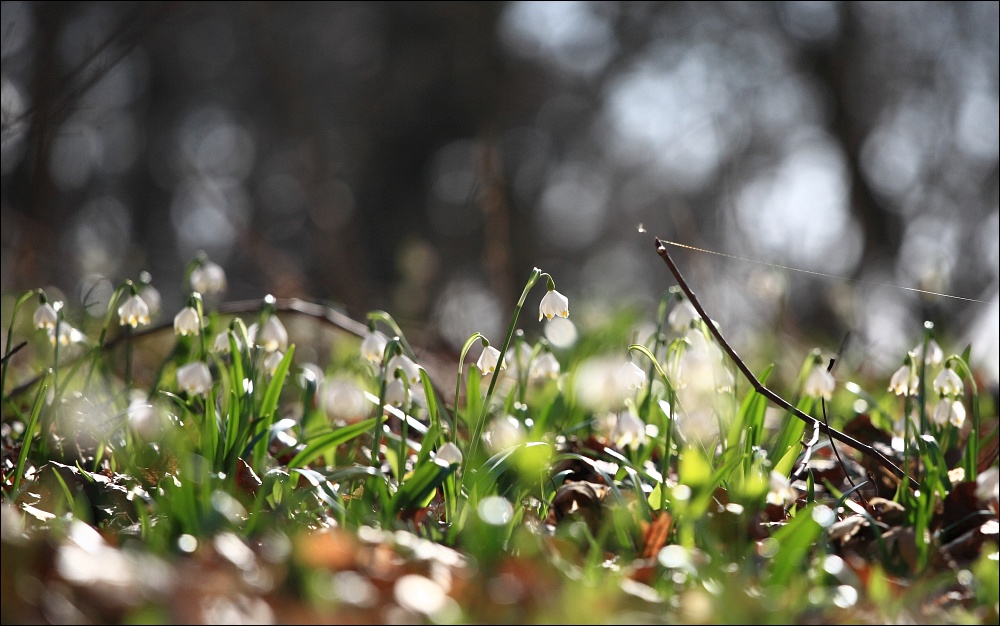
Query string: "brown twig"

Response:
xmin=654 ymin=237 xmax=918 ymax=491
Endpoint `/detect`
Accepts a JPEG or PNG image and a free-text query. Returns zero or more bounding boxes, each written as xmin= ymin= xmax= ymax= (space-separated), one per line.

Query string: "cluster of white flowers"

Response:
xmin=931 ymin=364 xmax=965 ymax=429
xmin=887 ymin=337 xmax=966 ymax=432
xmin=503 ymin=342 xmax=561 ymax=384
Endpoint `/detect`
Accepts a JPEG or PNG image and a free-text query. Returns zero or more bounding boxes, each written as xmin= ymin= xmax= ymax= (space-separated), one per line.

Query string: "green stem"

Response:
xmin=454 ymin=333 xmax=486 ymax=442
xmin=1 ymin=290 xmax=37 ymax=405
xmin=371 ymin=338 xmax=403 ymax=468
xmin=628 ymin=342 xmax=679 ymax=512
xmin=462 ymin=268 xmax=543 ymax=486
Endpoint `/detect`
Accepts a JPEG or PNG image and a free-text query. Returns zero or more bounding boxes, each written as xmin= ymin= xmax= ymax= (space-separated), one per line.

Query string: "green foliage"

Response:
xmin=1 ymin=272 xmax=997 ymax=625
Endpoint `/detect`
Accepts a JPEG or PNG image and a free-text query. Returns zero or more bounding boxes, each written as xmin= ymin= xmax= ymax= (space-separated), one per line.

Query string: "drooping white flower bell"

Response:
xmin=253 ymin=316 xmax=288 ymax=353
xmin=174 ymin=306 xmax=202 ymax=336
xmin=803 ymin=363 xmax=836 ymax=401
xmin=177 ymin=361 xmax=213 ymax=396
xmin=667 ymin=298 xmax=699 ymax=332
xmin=476 ymin=345 xmax=504 ymax=376
xmin=932 ymin=397 xmax=966 ymax=428
xmin=118 ymin=294 xmax=151 ymax=328
xmin=33 ymin=302 xmax=59 ymax=330
xmin=617 ymin=360 xmax=647 ymax=390
xmin=538 ymin=289 xmax=569 ymax=322
xmin=888 ymin=362 xmax=916 ymax=396
xmin=387 ymin=354 xmax=421 ymax=385
xmin=932 ymin=366 xmax=963 ymax=397
xmin=435 ymin=441 xmax=463 ymax=467
xmin=190 ymin=260 xmax=227 ymax=295
xmin=360 ymin=330 xmax=389 ymax=364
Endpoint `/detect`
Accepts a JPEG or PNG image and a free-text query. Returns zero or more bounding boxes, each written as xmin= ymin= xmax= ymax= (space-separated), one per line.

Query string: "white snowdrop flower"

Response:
xmin=263 ymin=350 xmax=284 ymax=376
xmin=47 ymin=323 xmax=84 ymax=347
xmin=190 ymin=260 xmax=227 ymax=295
xmin=476 ymin=345 xmax=504 ymax=376
xmin=177 ymin=361 xmax=212 ymax=396
xmin=33 ymin=302 xmax=59 ymax=330
xmin=803 ymin=363 xmax=836 ymax=401
xmin=528 ymin=352 xmax=561 ymax=381
xmin=617 ymin=360 xmax=647 ymax=390
xmin=932 ymin=366 xmax=963 ymax=397
xmin=434 ymin=442 xmax=463 ymax=467
xmin=212 ymin=330 xmax=240 ymax=354
xmin=888 ymin=362 xmax=916 ymax=396
xmin=324 ymin=378 xmax=369 ymax=424
xmin=173 ymin=306 xmax=202 ymax=336
xmin=612 ymin=408 xmax=647 ymax=450
xmin=504 ymin=342 xmax=534 ymax=378
xmin=667 ymin=298 xmax=699 ymax=332
xmin=253 ymin=316 xmax=288 ymax=353
xmin=975 ymin=466 xmax=999 ymax=506
xmin=360 ymin=330 xmax=389 ymax=364
xmin=932 ymin=397 xmax=965 ymax=429
xmin=538 ymin=289 xmax=569 ymax=322
xmin=118 ymin=294 xmax=150 ymax=328
xmin=914 ymin=339 xmax=943 ymax=366
xmin=386 ymin=354 xmax=421 ymax=385
xmin=485 ymin=415 xmax=525 ymax=451
xmin=384 ymin=377 xmax=410 ymax=408
xmin=766 ymin=471 xmax=797 ymax=508
xmin=140 ymin=285 xmax=161 ymax=318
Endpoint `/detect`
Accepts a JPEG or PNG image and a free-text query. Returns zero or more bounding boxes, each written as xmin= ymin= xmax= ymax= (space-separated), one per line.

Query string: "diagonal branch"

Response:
xmin=654 ymin=237 xmax=918 ymax=491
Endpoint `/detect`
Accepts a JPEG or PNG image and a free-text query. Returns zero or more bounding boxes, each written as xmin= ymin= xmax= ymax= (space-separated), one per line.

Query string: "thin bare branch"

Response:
xmin=654 ymin=237 xmax=918 ymax=491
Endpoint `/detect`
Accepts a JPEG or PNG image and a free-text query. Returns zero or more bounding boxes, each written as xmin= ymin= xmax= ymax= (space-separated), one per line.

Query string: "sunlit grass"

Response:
xmin=1 ymin=254 xmax=997 ymax=624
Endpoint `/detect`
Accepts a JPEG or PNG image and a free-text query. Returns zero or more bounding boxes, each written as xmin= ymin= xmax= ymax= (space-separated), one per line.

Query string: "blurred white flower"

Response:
xmin=33 ymin=302 xmax=59 ymax=330
xmin=914 ymin=339 xmax=943 ymax=366
xmin=252 ymin=316 xmax=288 ymax=353
xmin=324 ymin=378 xmax=369 ymax=424
xmin=118 ymin=294 xmax=150 ymax=328
xmin=476 ymin=345 xmax=504 ymax=376
xmin=485 ymin=415 xmax=525 ymax=451
xmin=140 ymin=285 xmax=161 ymax=318
xmin=766 ymin=471 xmax=797 ymax=507
xmin=360 ymin=330 xmax=389 ymax=364
xmin=173 ymin=306 xmax=201 ymax=336
xmin=47 ymin=323 xmax=84 ymax=347
xmin=617 ymin=360 xmax=646 ymax=390
xmin=612 ymin=408 xmax=646 ymax=449
xmin=932 ymin=397 xmax=965 ymax=428
xmin=504 ymin=343 xmax=534 ymax=378
xmin=435 ymin=442 xmax=463 ymax=467
xmin=385 ymin=377 xmax=410 ymax=408
xmin=529 ymin=352 xmax=561 ymax=381
xmin=177 ymin=361 xmax=212 ymax=396
xmin=387 ymin=354 xmax=421 ymax=385
xmin=975 ymin=466 xmax=999 ymax=506
xmin=667 ymin=298 xmax=698 ymax=332
xmin=932 ymin=366 xmax=963 ymax=397
xmin=888 ymin=362 xmax=917 ymax=396
xmin=538 ymin=289 xmax=569 ymax=321
xmin=573 ymin=355 xmax=632 ymax=410
xmin=126 ymin=392 xmax=163 ymax=438
xmin=263 ymin=350 xmax=284 ymax=376
xmin=212 ymin=330 xmax=240 ymax=354
xmin=190 ymin=260 xmax=227 ymax=295
xmin=803 ymin=363 xmax=835 ymax=401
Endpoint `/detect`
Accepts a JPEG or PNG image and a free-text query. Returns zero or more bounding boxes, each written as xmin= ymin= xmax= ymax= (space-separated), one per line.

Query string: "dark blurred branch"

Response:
xmin=2 ymin=2 xmax=168 ymax=140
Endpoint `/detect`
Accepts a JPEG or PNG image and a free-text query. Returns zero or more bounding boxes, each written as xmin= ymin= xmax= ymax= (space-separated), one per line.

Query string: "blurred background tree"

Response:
xmin=2 ymin=1 xmax=997 ymax=384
